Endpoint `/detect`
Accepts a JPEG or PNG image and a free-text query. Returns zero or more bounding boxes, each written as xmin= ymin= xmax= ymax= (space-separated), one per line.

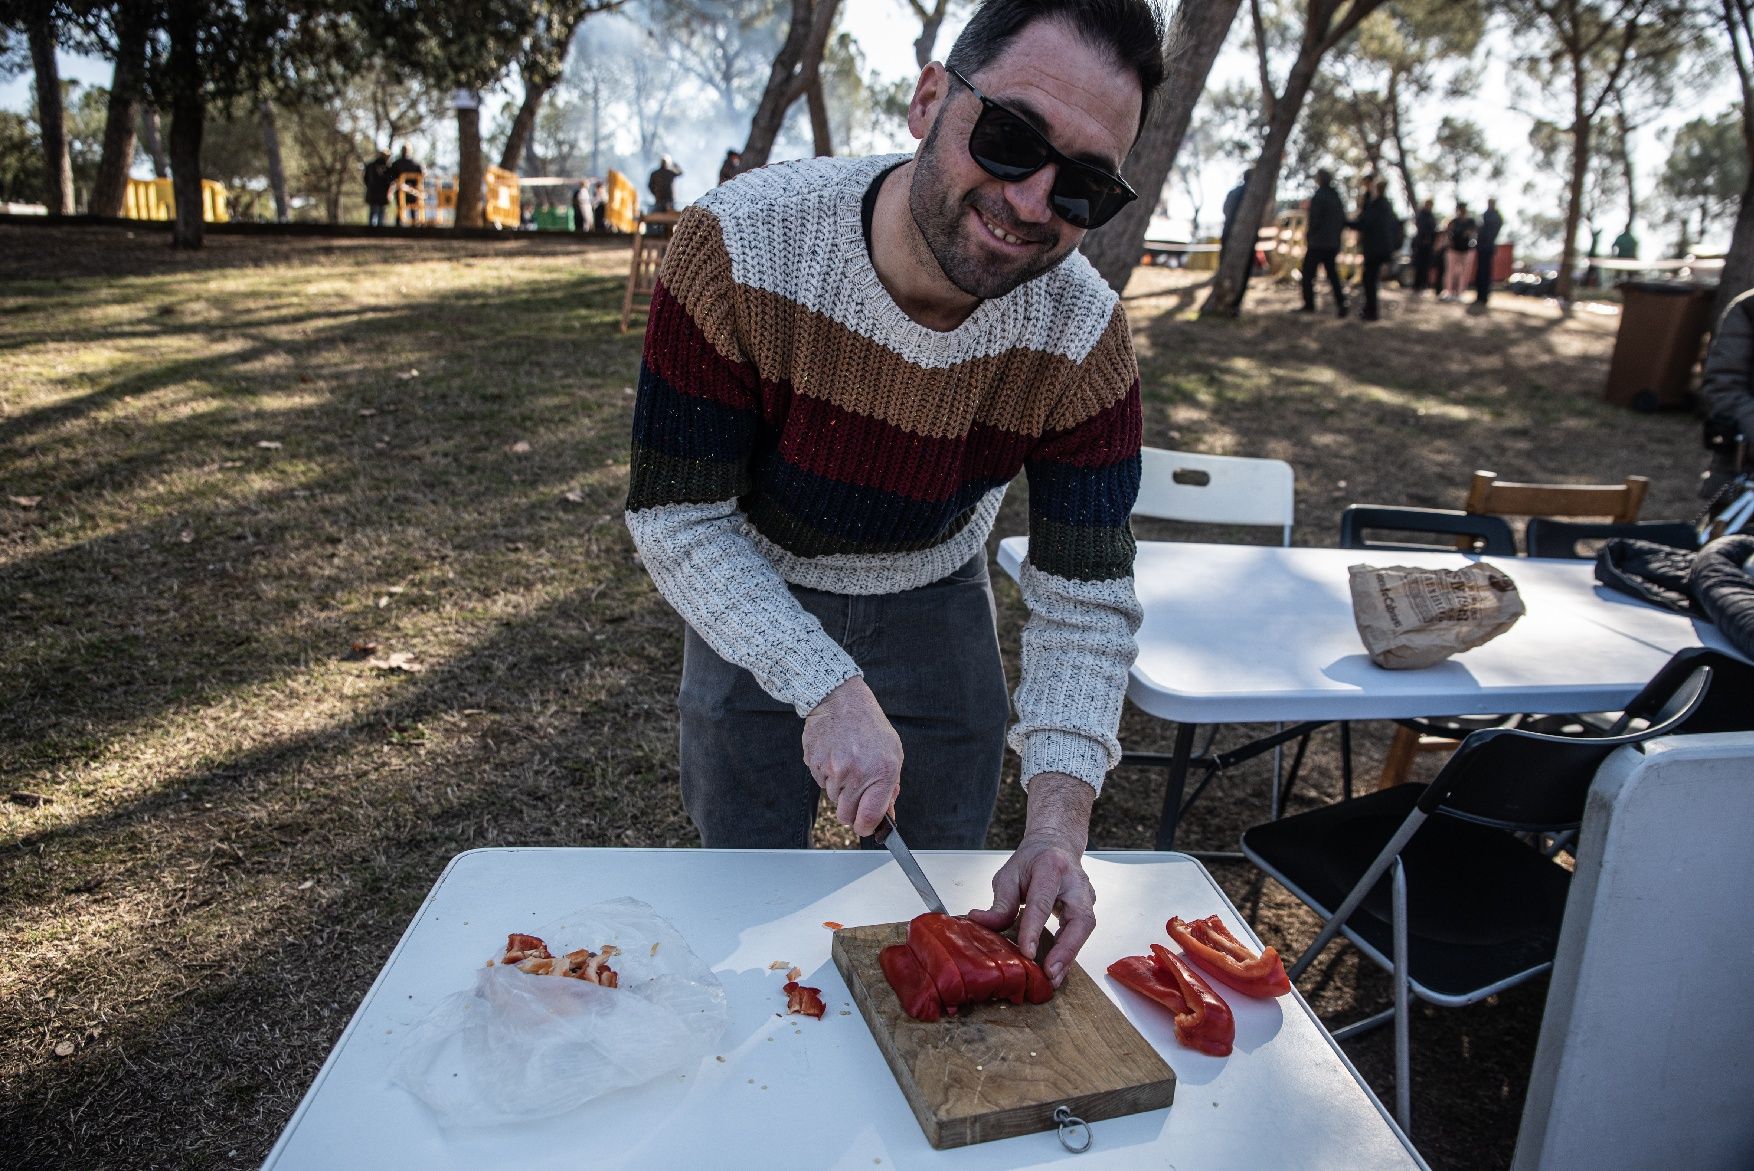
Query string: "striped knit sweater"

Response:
xmin=624 ymin=154 xmax=1142 ymax=791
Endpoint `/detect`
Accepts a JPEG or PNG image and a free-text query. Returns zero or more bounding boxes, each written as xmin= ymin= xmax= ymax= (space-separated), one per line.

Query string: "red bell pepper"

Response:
xmin=783 ymin=980 xmax=826 ymax=1019
xmin=884 ymin=913 xmax=1055 ymax=1021
xmin=1108 ymin=948 xmax=1235 ymax=1057
xmin=1166 ymin=915 xmax=1292 ymax=998
xmin=880 ymin=944 xmax=941 ymax=1022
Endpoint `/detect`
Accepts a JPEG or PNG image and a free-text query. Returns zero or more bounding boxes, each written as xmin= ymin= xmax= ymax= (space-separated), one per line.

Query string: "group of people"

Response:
xmin=1222 ymin=168 xmax=1509 ymax=321
xmin=361 ymin=146 xmax=423 ymax=227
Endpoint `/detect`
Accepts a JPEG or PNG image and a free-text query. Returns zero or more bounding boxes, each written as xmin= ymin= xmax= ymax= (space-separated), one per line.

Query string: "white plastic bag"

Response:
xmin=391 ymin=896 xmax=728 ymax=1125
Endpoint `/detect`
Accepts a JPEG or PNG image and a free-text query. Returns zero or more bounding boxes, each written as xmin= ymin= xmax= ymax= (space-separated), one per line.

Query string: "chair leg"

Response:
xmin=1391 ymin=856 xmax=1412 ymax=1134
xmin=1339 ymin=721 xmax=1354 ymax=800
xmin=1378 ymin=725 xmax=1420 ymax=790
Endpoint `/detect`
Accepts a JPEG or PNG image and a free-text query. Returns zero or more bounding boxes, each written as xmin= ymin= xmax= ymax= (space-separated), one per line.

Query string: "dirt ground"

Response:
xmin=0 ymin=223 xmax=1711 ymax=1170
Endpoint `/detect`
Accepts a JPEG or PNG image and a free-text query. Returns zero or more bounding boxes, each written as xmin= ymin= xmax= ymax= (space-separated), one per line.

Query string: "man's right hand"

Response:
xmin=802 ymin=676 xmax=903 ymax=838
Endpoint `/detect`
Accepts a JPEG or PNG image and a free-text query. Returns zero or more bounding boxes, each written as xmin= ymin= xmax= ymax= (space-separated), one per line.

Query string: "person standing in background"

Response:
xmin=1220 ymin=167 xmax=1254 ymax=310
xmin=719 ymin=149 xmax=744 ymax=185
xmin=1298 ymin=168 xmax=1347 ymax=318
xmin=389 ymin=146 xmax=423 ymax=226
xmin=1410 ymin=198 xmax=1437 ymax=295
xmin=1472 ymin=197 xmax=1503 ymax=311
xmin=1440 ymin=201 xmax=1476 ymax=302
xmin=649 ymin=156 xmax=683 ymax=213
xmin=1350 ymin=178 xmax=1402 ymax=322
xmin=363 ymin=149 xmax=392 ymax=227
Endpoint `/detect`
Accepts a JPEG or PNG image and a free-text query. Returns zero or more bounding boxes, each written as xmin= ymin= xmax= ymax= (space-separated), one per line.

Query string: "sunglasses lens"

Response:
xmin=1052 ymin=169 xmax=1131 ymax=230
xmin=968 ymin=104 xmax=1050 ymax=182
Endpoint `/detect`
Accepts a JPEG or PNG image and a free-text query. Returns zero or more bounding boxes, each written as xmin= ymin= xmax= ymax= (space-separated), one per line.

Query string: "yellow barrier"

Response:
xmin=123 ymin=177 xmax=229 ymax=223
xmin=603 ymin=170 xmax=639 ymax=234
xmin=485 ymin=164 xmax=519 ymax=229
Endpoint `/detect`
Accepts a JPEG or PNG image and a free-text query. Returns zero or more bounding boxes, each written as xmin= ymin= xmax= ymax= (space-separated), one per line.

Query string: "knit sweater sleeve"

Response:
xmin=1008 ymin=305 xmax=1144 ymax=793
xmin=623 ymin=206 xmax=861 ymax=714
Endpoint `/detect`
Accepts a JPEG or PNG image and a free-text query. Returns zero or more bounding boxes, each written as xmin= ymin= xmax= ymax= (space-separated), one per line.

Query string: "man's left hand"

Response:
xmin=965 ymin=771 xmax=1096 ymax=988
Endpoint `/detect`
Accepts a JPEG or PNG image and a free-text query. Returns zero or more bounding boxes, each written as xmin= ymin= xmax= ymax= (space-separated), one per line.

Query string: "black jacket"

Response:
xmin=1351 ymin=195 xmax=1402 ymax=257
xmin=363 ymin=157 xmax=393 ymax=204
xmin=1307 ymin=184 xmax=1344 ymax=250
xmin=1413 ymin=207 xmax=1437 ymax=247
xmin=1477 ymin=208 xmax=1503 ymax=251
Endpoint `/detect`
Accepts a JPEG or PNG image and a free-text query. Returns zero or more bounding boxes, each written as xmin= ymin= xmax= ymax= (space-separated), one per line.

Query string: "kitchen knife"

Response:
xmin=874 ymin=813 xmax=946 ymax=914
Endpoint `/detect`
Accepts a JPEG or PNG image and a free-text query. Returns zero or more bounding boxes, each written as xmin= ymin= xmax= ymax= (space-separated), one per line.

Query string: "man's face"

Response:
xmin=905 ymin=19 xmax=1140 ymax=301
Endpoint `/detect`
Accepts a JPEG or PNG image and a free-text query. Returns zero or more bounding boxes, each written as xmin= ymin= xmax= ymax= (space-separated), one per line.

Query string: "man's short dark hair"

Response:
xmin=944 ymin=0 xmax=1167 ymax=134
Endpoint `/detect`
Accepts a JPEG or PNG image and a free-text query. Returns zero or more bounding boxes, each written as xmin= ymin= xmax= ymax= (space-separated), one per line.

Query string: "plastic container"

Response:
xmin=1605 ymin=282 xmax=1718 ymax=411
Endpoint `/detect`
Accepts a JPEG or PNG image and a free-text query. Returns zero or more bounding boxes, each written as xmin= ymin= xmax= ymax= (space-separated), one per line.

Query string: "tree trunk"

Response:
xmin=1386 ymin=69 xmax=1418 ymax=212
xmin=1080 ymin=0 xmax=1244 ymax=291
xmin=913 ymin=0 xmax=947 ymax=69
xmin=259 ymin=99 xmax=290 ymax=222
xmin=91 ymin=7 xmax=147 ymax=218
xmin=741 ymin=0 xmax=842 ymax=169
xmin=1201 ymin=48 xmax=1324 ymax=316
xmin=140 ymin=106 xmax=170 ymax=177
xmin=1614 ymin=107 xmax=1637 ymax=229
xmin=499 ymin=78 xmax=552 ymax=173
xmin=456 ymin=102 xmax=485 ymax=229
xmin=807 ymin=72 xmax=832 ymax=156
xmin=27 ymin=10 xmax=74 ymax=215
xmin=1555 ymin=112 xmax=1591 ymax=301
xmin=166 ymin=0 xmax=205 ymax=248
xmin=1714 ymin=178 xmax=1754 ymax=322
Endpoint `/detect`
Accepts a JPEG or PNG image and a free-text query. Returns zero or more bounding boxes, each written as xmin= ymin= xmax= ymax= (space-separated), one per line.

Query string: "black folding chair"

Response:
xmin=1340 ymin=505 xmax=1517 ymax=556
xmin=1241 ymin=659 xmax=1713 ymax=1132
xmin=1524 ymin=518 xmax=1698 ymax=559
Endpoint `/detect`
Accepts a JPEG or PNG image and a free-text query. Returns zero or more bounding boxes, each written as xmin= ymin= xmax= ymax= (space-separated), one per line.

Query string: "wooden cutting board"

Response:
xmin=832 ymin=921 xmax=1176 ymax=1149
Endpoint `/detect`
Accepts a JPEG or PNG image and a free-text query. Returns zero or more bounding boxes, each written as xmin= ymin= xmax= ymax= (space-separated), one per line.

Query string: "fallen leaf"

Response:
xmin=256 ymin=440 xmax=283 ymax=450
xmin=357 ymin=408 xmax=378 ymax=417
xmin=367 ymin=652 xmax=425 ymax=673
xmin=385 ymin=585 xmax=406 ymax=594
xmin=8 ymin=495 xmax=41 ymax=509
xmin=507 ymin=440 xmax=532 ymax=455
xmin=767 ymin=960 xmax=790 ymax=971
xmin=347 ymin=641 xmax=380 ymax=659
xmin=396 ymin=368 xmax=420 ymax=380
xmin=179 ymin=528 xmax=195 ymax=543
xmin=7 ymin=791 xmax=52 ymax=807
xmin=297 ymin=878 xmax=316 ymax=891
xmin=375 ymin=595 xmax=391 ymax=609
xmin=218 ymin=460 xmax=244 ymax=469
xmin=562 ymin=490 xmax=586 ymax=504
xmin=53 ymin=1040 xmax=75 ymax=1058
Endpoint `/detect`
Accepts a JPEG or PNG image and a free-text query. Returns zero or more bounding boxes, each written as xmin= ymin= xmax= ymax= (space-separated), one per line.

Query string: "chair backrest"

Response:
xmin=1421 ymin=663 xmax=1712 ymax=831
xmin=1339 ymin=505 xmax=1517 ymax=556
xmin=1611 ymin=647 xmax=1754 ymax=736
xmin=1524 ymin=518 xmax=1698 ymax=559
xmin=1465 ymin=469 xmax=1649 ymax=525
xmin=1134 ymin=447 xmax=1295 ymax=544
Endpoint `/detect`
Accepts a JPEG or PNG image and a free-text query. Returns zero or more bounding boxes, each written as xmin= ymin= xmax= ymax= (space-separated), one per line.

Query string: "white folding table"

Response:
xmin=997 ymin=538 xmax=1734 ymax=847
xmin=263 ymin=848 xmax=1427 ymax=1171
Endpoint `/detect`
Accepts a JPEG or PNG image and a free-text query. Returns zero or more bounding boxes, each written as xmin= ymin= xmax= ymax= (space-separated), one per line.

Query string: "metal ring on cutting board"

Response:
xmin=1053 ymin=1105 xmax=1092 ymax=1153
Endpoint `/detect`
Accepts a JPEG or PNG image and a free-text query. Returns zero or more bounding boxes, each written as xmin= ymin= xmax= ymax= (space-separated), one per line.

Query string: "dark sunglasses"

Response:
xmin=947 ymin=65 xmax=1136 ymax=230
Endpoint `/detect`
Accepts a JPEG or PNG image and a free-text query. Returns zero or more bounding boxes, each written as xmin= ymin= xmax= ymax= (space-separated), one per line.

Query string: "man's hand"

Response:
xmin=802 ymin=676 xmax=903 ymax=838
xmin=965 ymin=772 xmax=1096 ymax=988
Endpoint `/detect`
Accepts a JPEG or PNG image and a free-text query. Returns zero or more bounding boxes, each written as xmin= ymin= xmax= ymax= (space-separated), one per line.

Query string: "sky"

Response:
xmin=4 ymin=4 xmax=1741 ymax=253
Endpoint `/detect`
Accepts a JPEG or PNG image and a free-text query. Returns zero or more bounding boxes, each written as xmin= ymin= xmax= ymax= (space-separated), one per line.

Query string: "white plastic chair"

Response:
xmin=1133 ymin=447 xmax=1295 ymax=544
xmin=1124 ymin=447 xmax=1312 ymax=843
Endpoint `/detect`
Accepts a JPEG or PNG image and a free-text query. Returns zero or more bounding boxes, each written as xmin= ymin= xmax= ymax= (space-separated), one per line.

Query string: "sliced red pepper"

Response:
xmin=906 ymin=913 xmax=971 ymax=1006
xmin=936 ymin=915 xmax=1027 ymax=1004
xmin=1107 ymin=954 xmax=1189 ymax=1016
xmin=1166 ymin=915 xmax=1292 ymax=999
xmin=783 ymin=980 xmax=826 ymax=1019
xmin=1149 ymin=944 xmax=1235 ymax=1057
xmin=889 ymin=913 xmax=1055 ymax=1018
xmin=880 ymin=943 xmax=942 ymax=1022
xmin=502 ymin=933 xmax=551 ymax=964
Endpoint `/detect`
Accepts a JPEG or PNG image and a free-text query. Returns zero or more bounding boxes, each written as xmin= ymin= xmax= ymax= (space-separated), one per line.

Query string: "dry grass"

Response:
xmin=0 ymin=225 xmax=1707 ymax=1170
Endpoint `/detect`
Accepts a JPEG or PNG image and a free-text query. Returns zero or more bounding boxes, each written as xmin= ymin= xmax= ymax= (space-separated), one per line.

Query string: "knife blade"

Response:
xmin=874 ymin=813 xmax=946 ymax=914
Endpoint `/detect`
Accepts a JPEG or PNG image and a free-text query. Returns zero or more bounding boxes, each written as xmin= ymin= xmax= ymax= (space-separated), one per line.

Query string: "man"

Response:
xmin=1349 ymin=178 xmax=1402 ymax=322
xmin=1410 ymin=197 xmax=1437 ymax=295
xmin=624 ymin=0 xmax=1164 ymax=984
xmin=1612 ymin=222 xmax=1639 ymax=260
xmin=718 ymin=148 xmax=744 ymax=185
xmin=1441 ymin=201 xmax=1476 ymax=302
xmin=1220 ymin=166 xmax=1254 ymax=309
xmin=1299 ymin=168 xmax=1346 ymax=317
xmin=389 ymin=146 xmax=423 ymax=226
xmin=1472 ymin=196 xmax=1503 ymax=310
xmin=363 ymin=149 xmax=392 ymax=227
xmin=649 ymin=156 xmax=683 ymax=213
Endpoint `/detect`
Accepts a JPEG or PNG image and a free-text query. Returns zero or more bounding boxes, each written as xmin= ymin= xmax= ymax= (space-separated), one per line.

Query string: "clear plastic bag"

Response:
xmin=391 ymin=896 xmax=728 ymax=1125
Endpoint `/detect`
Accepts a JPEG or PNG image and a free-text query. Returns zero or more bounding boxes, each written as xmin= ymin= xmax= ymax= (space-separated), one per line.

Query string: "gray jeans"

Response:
xmin=678 ymin=554 xmax=1009 ymax=849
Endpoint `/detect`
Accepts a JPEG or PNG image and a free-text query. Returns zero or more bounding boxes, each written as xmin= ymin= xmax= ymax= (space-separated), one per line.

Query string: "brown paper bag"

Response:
xmin=1348 ymin=562 xmax=1526 ymax=670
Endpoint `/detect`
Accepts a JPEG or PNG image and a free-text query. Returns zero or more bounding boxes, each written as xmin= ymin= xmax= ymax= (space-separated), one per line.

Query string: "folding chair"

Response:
xmin=1121 ymin=448 xmax=1300 ymax=848
xmin=1241 ymin=657 xmax=1713 ymax=1132
xmin=1523 ymin=518 xmax=1697 ymax=559
xmin=1464 ymin=469 xmax=1649 ymax=536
